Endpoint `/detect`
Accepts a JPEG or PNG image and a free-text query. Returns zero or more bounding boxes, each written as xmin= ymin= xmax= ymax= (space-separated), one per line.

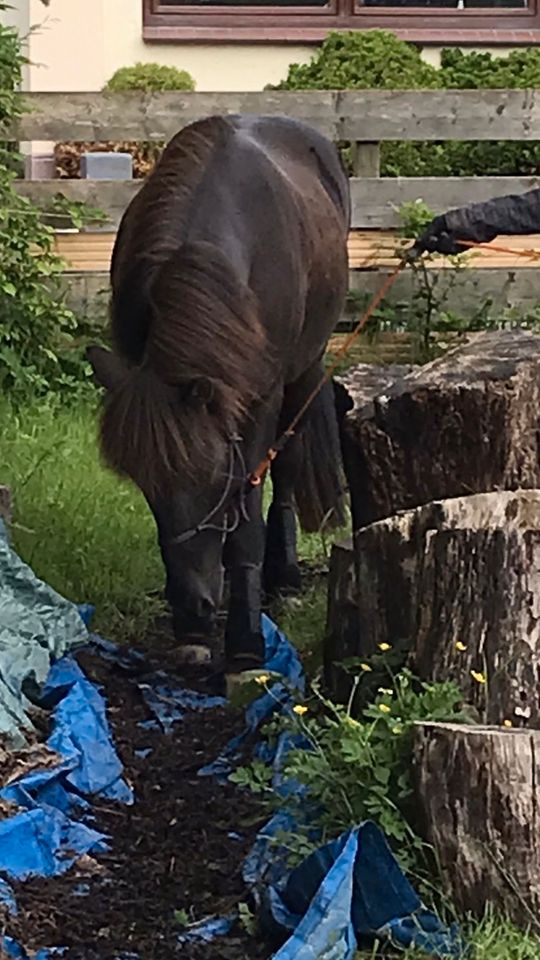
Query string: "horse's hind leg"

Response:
xmin=263 ymin=433 xmax=303 ymax=599
xmin=222 ymin=482 xmax=265 ymax=674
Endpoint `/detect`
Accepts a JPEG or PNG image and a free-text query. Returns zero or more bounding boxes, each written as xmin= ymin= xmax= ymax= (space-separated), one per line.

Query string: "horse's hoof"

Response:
xmin=176 ymin=643 xmax=212 ymax=666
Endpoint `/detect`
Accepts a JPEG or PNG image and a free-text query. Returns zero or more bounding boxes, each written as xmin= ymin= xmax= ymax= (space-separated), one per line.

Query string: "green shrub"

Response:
xmin=104 ymin=62 xmax=195 ymax=92
xmin=276 ymin=31 xmax=540 ymax=178
xmin=0 ymin=6 xmax=95 ymax=400
xmin=277 ymin=30 xmax=439 ymax=91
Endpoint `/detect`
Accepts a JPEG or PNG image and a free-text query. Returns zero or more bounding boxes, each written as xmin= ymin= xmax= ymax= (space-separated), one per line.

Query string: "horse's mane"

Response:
xmin=99 ymin=117 xmax=270 ymax=496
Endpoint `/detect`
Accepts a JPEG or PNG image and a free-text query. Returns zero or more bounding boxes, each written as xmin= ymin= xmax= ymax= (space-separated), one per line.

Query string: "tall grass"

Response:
xmin=0 ymin=399 xmax=334 ymax=641
xmin=366 ymin=910 xmax=540 ymax=960
xmin=0 ymin=399 xmax=163 ymax=638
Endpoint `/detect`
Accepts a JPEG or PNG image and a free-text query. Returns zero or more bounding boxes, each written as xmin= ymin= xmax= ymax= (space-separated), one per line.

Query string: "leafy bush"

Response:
xmin=231 ymin=654 xmax=470 ymax=873
xmin=104 ymin=62 xmax=195 ymax=92
xmin=0 ymin=8 xmax=95 ymax=399
xmin=276 ymin=31 xmax=540 ymax=178
xmin=274 ymin=30 xmax=439 ymax=91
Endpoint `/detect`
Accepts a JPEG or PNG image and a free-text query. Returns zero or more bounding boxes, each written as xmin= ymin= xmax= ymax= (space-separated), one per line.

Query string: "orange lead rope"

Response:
xmin=457 ymin=238 xmax=540 ymax=261
xmin=248 ymin=259 xmax=408 ymax=488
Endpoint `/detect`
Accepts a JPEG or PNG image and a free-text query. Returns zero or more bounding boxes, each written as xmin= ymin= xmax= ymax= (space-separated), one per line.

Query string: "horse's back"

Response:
xmin=110 ymin=113 xmax=349 ymax=371
xmin=225 ymin=114 xmax=350 ymax=228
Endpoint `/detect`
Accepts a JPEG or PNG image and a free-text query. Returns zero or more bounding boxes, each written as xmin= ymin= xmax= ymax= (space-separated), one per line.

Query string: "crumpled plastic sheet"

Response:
xmin=2 ymin=656 xmax=133 ymax=820
xmin=263 ymin=822 xmax=467 ymax=959
xmin=138 ymin=672 xmax=226 ymax=732
xmin=0 ymin=805 xmax=108 ymax=882
xmin=0 ymin=520 xmax=88 ymax=747
xmin=0 ymin=610 xmax=131 ymax=906
xmin=1 ymin=939 xmax=68 ymax=959
xmin=177 ymin=915 xmax=235 ymax=944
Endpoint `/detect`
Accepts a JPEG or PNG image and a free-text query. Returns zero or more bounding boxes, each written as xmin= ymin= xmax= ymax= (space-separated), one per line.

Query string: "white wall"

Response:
xmin=24 ymin=0 xmax=311 ymax=92
xmin=19 ymin=0 xmax=529 ymax=93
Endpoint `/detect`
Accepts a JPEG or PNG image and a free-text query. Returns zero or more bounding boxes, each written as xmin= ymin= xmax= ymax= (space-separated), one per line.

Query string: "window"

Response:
xmin=143 ymin=0 xmax=540 ymax=42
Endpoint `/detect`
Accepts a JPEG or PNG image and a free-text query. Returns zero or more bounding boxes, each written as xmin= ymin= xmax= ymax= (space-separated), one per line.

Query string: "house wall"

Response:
xmin=24 ymin=0 xmax=311 ymax=93
xmin=19 ymin=0 xmax=522 ymax=94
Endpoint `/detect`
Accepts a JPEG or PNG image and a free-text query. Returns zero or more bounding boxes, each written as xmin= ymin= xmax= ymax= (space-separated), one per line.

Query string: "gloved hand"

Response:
xmin=409 ymin=212 xmax=498 ymax=260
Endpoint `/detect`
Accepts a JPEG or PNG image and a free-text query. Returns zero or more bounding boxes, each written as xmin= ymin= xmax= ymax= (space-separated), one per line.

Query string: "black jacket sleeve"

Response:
xmin=416 ymin=188 xmax=540 ymax=255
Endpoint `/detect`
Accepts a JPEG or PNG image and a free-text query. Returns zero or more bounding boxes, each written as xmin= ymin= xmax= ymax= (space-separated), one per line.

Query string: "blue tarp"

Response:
xmin=0 ymin=520 xmax=87 ymax=746
xmin=0 ymin=523 xmax=466 ymax=960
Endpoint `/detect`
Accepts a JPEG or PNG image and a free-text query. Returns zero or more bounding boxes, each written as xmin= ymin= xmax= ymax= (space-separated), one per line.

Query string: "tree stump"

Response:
xmin=339 ymin=330 xmax=540 ymax=530
xmin=324 ymin=538 xmax=358 ymax=703
xmin=325 ymin=489 xmax=540 ymax=726
xmin=414 ymin=722 xmax=540 ymax=930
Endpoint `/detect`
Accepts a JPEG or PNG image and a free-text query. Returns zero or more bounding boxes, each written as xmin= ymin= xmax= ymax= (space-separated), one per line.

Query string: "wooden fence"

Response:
xmin=6 ymin=90 xmax=540 ymax=308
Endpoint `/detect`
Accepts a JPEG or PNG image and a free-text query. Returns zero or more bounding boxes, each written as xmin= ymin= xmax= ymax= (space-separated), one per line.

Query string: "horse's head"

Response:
xmin=88 ymin=344 xmax=240 ymax=644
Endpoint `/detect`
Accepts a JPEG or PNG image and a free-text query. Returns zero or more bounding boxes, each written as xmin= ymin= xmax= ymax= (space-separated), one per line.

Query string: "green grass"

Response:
xmin=0 ymin=398 xmax=337 ymax=641
xmin=357 ymin=910 xmax=540 ymax=959
xmin=0 ymin=398 xmax=164 ymax=639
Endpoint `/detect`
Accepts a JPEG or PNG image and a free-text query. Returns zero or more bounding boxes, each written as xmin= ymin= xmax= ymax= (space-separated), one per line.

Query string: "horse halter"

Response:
xmin=165 ymin=436 xmax=251 ymax=547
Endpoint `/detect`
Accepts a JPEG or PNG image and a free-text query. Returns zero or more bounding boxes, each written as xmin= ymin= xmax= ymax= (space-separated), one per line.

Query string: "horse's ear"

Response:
xmin=86 ymin=345 xmax=128 ymax=390
xmin=184 ymin=377 xmax=215 ymax=407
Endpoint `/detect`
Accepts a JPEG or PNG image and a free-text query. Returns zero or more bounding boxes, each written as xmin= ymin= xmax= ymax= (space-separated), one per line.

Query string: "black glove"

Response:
xmin=411 ymin=211 xmax=498 ymax=259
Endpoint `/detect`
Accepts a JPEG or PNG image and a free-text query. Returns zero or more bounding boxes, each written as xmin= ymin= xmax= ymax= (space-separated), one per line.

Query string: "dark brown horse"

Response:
xmin=88 ymin=114 xmax=350 ymax=680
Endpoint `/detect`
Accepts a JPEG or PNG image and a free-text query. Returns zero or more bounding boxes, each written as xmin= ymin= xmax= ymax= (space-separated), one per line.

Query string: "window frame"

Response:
xmin=143 ymin=0 xmax=540 ymax=43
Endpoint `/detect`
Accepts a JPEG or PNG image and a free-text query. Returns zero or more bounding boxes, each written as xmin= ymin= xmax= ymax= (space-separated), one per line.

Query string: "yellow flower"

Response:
xmin=293 ymin=704 xmax=308 ymax=716
xmin=378 ymin=643 xmax=392 ymax=652
xmin=455 ymin=641 xmax=467 ymax=652
xmin=503 ymin=719 xmax=513 ymax=728
xmin=378 ymin=687 xmax=393 ymax=697
xmin=392 ymin=724 xmax=403 ymax=735
xmin=471 ymin=670 xmax=487 ymax=685
xmin=255 ymin=674 xmax=270 ymax=685
xmin=360 ymin=663 xmax=372 ymax=673
xmin=378 ymin=703 xmax=392 ymax=714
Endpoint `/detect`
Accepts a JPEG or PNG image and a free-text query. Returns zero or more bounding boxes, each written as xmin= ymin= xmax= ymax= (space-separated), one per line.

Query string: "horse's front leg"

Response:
xmin=223 ymin=481 xmax=266 ymax=678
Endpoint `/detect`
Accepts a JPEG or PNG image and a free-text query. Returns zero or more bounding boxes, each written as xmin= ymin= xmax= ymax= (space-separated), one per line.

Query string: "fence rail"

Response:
xmin=8 ymin=90 xmax=540 ymax=290
xmin=15 ymin=175 xmax=540 ymax=231
xmin=8 ymin=89 xmax=540 ymax=143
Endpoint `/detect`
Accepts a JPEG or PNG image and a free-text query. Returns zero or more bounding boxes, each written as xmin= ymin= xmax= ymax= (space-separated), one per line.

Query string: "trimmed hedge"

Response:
xmin=275 ymin=33 xmax=540 ymax=178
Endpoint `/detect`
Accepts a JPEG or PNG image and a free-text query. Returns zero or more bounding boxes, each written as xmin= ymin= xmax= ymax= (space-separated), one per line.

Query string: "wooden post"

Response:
xmin=414 ymin=722 xmax=540 ymax=930
xmin=350 ymin=141 xmax=381 ymax=178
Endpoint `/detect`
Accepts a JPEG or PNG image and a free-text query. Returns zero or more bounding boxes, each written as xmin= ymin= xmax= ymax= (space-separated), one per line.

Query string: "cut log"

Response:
xmin=339 ymin=329 xmax=540 ymax=529
xmin=325 ymin=489 xmax=540 ymax=726
xmin=324 ymin=538 xmax=358 ymax=703
xmin=414 ymin=722 xmax=540 ymax=930
xmin=0 ymin=486 xmax=12 ymax=525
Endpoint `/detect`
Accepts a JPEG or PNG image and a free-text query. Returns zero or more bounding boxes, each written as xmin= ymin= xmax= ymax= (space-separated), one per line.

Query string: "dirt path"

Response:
xmin=7 ymin=636 xmax=270 ymax=960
